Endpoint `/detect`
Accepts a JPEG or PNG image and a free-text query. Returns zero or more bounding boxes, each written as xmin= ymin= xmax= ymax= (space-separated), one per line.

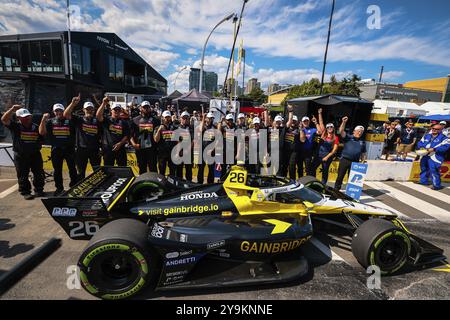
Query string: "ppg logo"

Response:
xmin=351 ymin=174 xmax=364 ymax=183
xmin=52 ymin=207 xmax=77 ymax=217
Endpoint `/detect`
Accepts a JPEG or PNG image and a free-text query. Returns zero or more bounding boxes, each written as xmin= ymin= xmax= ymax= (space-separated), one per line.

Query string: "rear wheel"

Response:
xmin=78 ymin=219 xmax=158 ymax=299
xmin=352 ymin=219 xmax=411 ymax=275
xmin=127 ymin=172 xmax=168 ymax=202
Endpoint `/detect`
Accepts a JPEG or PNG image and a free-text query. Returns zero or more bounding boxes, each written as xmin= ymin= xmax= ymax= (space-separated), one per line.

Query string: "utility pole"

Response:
xmin=378 ymin=66 xmax=384 ymax=83
xmin=66 ymin=0 xmax=73 ymax=80
xmin=320 ymin=0 xmax=335 ymax=95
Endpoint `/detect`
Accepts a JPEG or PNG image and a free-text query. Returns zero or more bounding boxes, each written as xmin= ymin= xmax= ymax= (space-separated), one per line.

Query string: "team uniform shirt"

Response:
xmin=176 ymin=124 xmax=194 ymax=158
xmin=299 ymin=127 xmax=317 ymax=153
xmin=158 ymin=123 xmax=177 ymax=157
xmin=131 ymin=115 xmax=159 ymax=149
xmin=7 ymin=121 xmax=43 ymax=154
xmin=400 ymin=128 xmax=416 ymax=145
xmin=46 ymin=117 xmax=75 ymax=150
xmin=283 ymin=127 xmax=299 ymax=152
xmin=101 ymin=117 xmax=130 ymax=148
xmin=341 ymin=134 xmax=366 ymax=162
xmin=318 ymin=135 xmax=339 ymax=158
xmin=72 ymin=115 xmax=100 ymax=150
xmin=268 ymin=127 xmax=285 ymax=153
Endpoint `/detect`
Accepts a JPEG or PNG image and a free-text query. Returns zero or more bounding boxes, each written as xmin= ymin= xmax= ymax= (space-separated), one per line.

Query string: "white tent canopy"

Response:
xmin=420 ymin=102 xmax=450 ymax=115
xmin=371 ymin=100 xmax=427 ymax=117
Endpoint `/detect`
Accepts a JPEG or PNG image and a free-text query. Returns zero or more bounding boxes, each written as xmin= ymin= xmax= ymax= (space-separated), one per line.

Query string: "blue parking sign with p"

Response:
xmin=346 ymin=162 xmax=368 ymax=200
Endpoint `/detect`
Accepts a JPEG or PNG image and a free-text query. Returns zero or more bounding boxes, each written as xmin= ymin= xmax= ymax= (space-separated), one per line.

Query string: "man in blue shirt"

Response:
xmin=334 ymin=116 xmax=367 ymax=191
xmin=417 ymin=124 xmax=450 ymax=190
xmin=297 ymin=116 xmax=320 ymax=177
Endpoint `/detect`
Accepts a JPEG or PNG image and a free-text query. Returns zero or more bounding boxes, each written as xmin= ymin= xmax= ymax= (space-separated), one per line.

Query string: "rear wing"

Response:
xmin=41 ymin=167 xmax=135 ymax=240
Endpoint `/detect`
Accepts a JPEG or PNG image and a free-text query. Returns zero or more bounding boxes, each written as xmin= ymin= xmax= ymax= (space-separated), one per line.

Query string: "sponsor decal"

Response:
xmin=52 ymin=207 xmax=77 ymax=217
xmin=165 ymin=252 xmax=180 ymax=259
xmin=68 ymin=170 xmax=107 ymax=197
xmin=179 ymin=250 xmax=192 ymax=256
xmin=151 ymin=224 xmax=164 ymax=238
xmin=165 ymin=256 xmax=197 ymax=267
xmin=240 ymin=238 xmax=309 ymax=254
xmin=81 ymin=210 xmax=99 ymax=217
xmin=164 ymin=275 xmax=184 ymax=284
xmin=138 ymin=208 xmax=162 ymax=216
xmin=166 ymin=270 xmax=189 ymax=277
xmin=180 ymin=234 xmax=188 ymax=243
xmin=163 ymin=204 xmax=219 ymax=216
xmin=180 ymin=191 xmax=218 ymax=201
xmin=207 ymin=240 xmax=225 ymax=250
xmin=219 ymin=252 xmax=230 ymax=258
xmin=98 ymin=178 xmax=128 ymax=201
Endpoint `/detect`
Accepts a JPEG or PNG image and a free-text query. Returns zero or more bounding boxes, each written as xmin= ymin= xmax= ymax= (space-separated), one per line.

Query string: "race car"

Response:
xmin=42 ymin=165 xmax=445 ymax=300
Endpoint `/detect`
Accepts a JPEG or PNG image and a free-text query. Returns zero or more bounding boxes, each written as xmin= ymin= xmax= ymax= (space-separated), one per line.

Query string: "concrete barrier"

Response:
xmin=365 ymin=160 xmax=413 ymax=181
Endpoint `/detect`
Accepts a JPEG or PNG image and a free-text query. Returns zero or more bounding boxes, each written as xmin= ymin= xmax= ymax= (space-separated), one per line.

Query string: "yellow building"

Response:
xmin=267 ymin=86 xmax=293 ymax=112
xmin=403 ymin=75 xmax=450 ymax=102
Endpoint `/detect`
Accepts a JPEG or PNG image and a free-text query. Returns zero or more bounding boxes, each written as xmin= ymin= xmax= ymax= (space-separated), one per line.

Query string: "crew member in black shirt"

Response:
xmin=1 ymin=105 xmax=45 ymax=200
xmin=198 ymin=111 xmax=217 ymax=184
xmin=96 ymin=97 xmax=130 ymax=166
xmin=63 ymin=94 xmax=101 ymax=180
xmin=39 ymin=102 xmax=78 ymax=195
xmin=175 ymin=111 xmax=194 ymax=181
xmin=154 ymin=110 xmax=177 ymax=176
xmin=130 ymin=100 xmax=159 ymax=174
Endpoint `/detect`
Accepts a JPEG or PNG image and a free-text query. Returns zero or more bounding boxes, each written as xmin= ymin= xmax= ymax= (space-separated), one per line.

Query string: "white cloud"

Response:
xmin=134 ymin=48 xmax=180 ymax=72
xmin=381 ymin=70 xmax=404 ymax=80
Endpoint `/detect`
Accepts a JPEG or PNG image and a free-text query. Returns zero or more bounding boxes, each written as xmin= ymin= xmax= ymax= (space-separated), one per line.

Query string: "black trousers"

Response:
xmin=75 ymin=147 xmax=101 ymax=180
xmin=51 ymin=147 xmax=78 ymax=191
xmin=197 ymin=163 xmax=215 ymax=184
xmin=14 ymin=151 xmax=45 ymax=195
xmin=176 ymin=163 xmax=193 ymax=181
xmin=334 ymin=157 xmax=353 ymax=191
xmin=135 ymin=147 xmax=157 ymax=175
xmin=103 ymin=147 xmax=127 ymax=167
xmin=312 ymin=156 xmax=334 ymax=184
xmin=158 ymin=155 xmax=176 ymax=176
xmin=297 ymin=152 xmax=314 ymax=178
xmin=281 ymin=151 xmax=297 ymax=180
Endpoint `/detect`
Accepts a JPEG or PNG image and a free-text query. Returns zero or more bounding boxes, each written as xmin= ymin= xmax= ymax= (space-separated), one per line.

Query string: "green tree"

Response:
xmin=247 ymin=87 xmax=268 ymax=104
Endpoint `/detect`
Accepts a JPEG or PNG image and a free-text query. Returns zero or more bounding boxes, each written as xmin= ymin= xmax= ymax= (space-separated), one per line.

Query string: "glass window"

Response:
xmin=115 ymin=57 xmax=123 ymax=81
xmin=71 ymin=43 xmax=82 ymax=74
xmin=51 ymin=40 xmax=63 ymax=72
xmin=41 ymin=41 xmax=52 ymax=72
xmin=2 ymin=43 xmax=20 ymax=72
xmin=108 ymin=55 xmax=115 ymax=80
xmin=82 ymin=46 xmax=91 ymax=75
xmin=0 ymin=45 xmax=3 ymax=71
xmin=20 ymin=42 xmax=30 ymax=72
xmin=30 ymin=41 xmax=42 ymax=72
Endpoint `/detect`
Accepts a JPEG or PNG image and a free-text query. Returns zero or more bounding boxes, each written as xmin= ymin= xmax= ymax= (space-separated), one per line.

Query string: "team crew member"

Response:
xmin=198 ymin=112 xmax=217 ymax=184
xmin=39 ymin=102 xmax=78 ymax=195
xmin=175 ymin=111 xmax=194 ymax=181
xmin=266 ymin=113 xmax=284 ymax=176
xmin=130 ymin=101 xmax=159 ymax=174
xmin=283 ymin=106 xmax=303 ymax=179
xmin=334 ymin=117 xmax=367 ymax=191
xmin=297 ymin=115 xmax=320 ymax=177
xmin=96 ymin=97 xmax=130 ymax=166
xmin=396 ymin=120 xmax=416 ymax=161
xmin=63 ymin=95 xmax=101 ymax=180
xmin=1 ymin=105 xmax=45 ymax=200
xmin=313 ymin=108 xmax=339 ymax=184
xmin=218 ymin=113 xmax=238 ymax=178
xmin=247 ymin=117 xmax=266 ymax=174
xmin=154 ymin=110 xmax=177 ymax=176
xmin=417 ymin=124 xmax=450 ymax=190
xmin=236 ymin=113 xmax=248 ymax=130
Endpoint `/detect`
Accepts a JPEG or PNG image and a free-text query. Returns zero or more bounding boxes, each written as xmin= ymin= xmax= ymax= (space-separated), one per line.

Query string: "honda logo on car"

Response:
xmin=52 ymin=207 xmax=77 ymax=217
xmin=166 ymin=256 xmax=197 ymax=266
xmin=100 ymin=178 xmax=128 ymax=200
xmin=180 ymin=192 xmax=218 ymax=201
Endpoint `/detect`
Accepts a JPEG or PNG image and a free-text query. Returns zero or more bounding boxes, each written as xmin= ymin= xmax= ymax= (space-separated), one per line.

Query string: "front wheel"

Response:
xmin=351 ymin=219 xmax=411 ymax=275
xmin=78 ymin=219 xmax=158 ymax=299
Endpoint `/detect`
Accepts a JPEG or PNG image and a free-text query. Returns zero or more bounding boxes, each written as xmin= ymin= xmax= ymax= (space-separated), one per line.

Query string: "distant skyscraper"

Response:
xmin=246 ymin=78 xmax=260 ymax=94
xmin=268 ymin=83 xmax=281 ymax=94
xmin=189 ymin=68 xmax=218 ymax=93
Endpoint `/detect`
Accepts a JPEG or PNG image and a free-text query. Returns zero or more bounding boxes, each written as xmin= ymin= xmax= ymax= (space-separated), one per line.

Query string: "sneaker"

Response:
xmin=34 ymin=191 xmax=46 ymax=197
xmin=23 ymin=194 xmax=34 ymax=200
xmin=431 ymin=186 xmax=443 ymax=191
xmin=53 ymin=189 xmax=64 ymax=196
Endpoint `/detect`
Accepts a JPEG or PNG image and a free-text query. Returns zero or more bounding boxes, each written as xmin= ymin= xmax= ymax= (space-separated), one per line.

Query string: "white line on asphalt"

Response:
xmin=0 ymin=183 xmax=18 ymax=199
xmin=359 ymin=194 xmax=409 ymax=219
xmin=365 ymin=181 xmax=450 ymax=224
xmin=310 ymin=237 xmax=345 ymax=262
xmin=400 ymin=181 xmax=450 ymax=204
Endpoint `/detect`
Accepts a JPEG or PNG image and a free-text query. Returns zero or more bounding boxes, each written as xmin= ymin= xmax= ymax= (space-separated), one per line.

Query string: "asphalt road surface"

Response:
xmin=0 ymin=176 xmax=449 ymax=300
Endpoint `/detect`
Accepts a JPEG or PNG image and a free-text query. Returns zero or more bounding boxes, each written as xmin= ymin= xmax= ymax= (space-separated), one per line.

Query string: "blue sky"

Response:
xmin=1 ymin=0 xmax=449 ymax=92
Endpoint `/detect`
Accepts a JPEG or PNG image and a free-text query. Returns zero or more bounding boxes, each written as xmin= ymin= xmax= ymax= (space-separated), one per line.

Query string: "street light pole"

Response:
xmin=199 ymin=13 xmax=235 ymax=93
xmin=173 ymin=66 xmax=188 ymax=92
xmin=66 ymin=0 xmax=73 ymax=80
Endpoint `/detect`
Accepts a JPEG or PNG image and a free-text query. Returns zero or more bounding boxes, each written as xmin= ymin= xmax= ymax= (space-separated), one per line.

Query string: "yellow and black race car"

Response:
xmin=42 ymin=165 xmax=445 ymax=300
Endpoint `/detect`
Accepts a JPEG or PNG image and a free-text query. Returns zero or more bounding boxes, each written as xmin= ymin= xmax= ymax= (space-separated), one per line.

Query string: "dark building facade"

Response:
xmin=0 ymin=31 xmax=167 ymax=114
xmin=189 ymin=68 xmax=218 ymax=94
xmin=359 ymin=84 xmax=442 ymax=103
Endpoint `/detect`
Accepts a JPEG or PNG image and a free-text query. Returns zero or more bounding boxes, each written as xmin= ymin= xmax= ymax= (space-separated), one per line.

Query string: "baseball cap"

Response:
xmin=292 ymin=115 xmax=298 ymax=122
xmin=326 ymin=123 xmax=334 ymax=128
xmin=112 ymin=103 xmax=123 ymax=110
xmin=141 ymin=101 xmax=151 ymax=107
xmin=206 ymin=112 xmax=215 ymax=118
xmin=252 ymin=117 xmax=261 ymax=125
xmin=16 ymin=108 xmax=32 ymax=118
xmin=354 ymin=125 xmax=365 ymax=132
xmin=237 ymin=113 xmax=245 ymax=119
xmin=181 ymin=111 xmax=190 ymax=118
xmin=225 ymin=114 xmax=234 ymax=120
xmin=274 ymin=115 xmax=283 ymax=122
xmin=162 ymin=110 xmax=172 ymax=117
xmin=83 ymin=102 xmax=94 ymax=109
xmin=302 ymin=116 xmax=310 ymax=122
xmin=53 ymin=103 xmax=65 ymax=112
xmin=439 ymin=121 xmax=446 ymax=125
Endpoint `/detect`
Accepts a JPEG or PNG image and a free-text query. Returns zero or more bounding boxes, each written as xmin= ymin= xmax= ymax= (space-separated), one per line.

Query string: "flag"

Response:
xmin=236 ymin=39 xmax=244 ymax=76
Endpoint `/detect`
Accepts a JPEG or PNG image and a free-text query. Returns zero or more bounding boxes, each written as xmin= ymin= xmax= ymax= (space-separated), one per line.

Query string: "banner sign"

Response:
xmin=346 ymin=162 xmax=369 ymax=200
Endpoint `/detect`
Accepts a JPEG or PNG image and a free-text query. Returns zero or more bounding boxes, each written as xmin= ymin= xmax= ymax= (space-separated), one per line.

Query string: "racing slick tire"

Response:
xmin=78 ymin=219 xmax=158 ymax=300
xmin=298 ymin=176 xmax=326 ymax=193
xmin=351 ymin=219 xmax=411 ymax=275
xmin=127 ymin=172 xmax=169 ymax=202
